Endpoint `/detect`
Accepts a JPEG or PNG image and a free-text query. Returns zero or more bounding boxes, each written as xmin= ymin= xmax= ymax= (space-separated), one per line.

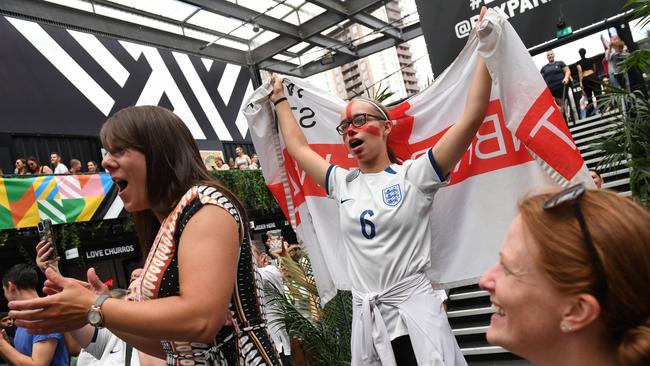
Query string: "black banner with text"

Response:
xmin=415 ymin=0 xmax=628 ymax=76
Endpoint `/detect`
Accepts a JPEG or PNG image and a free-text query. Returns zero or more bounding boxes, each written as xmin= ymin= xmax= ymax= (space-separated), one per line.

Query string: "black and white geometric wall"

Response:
xmin=0 ymin=15 xmax=253 ymax=148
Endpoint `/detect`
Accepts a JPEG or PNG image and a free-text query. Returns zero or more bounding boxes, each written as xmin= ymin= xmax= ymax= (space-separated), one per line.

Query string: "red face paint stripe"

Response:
xmin=357 ymin=124 xmax=381 ymax=136
xmin=345 ymin=101 xmax=355 ymax=121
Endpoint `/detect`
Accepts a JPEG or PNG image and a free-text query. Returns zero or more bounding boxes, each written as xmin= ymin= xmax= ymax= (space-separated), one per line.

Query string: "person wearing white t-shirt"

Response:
xmin=50 ymin=152 xmax=69 ymax=174
xmin=251 ymin=241 xmax=292 ymax=365
xmin=269 ymin=8 xmax=491 ymax=366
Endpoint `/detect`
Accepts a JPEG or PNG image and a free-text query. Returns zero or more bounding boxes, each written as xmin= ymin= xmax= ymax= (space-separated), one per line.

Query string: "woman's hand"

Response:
xmin=9 ymin=268 xmax=98 ymax=334
xmin=42 ymin=267 xmax=109 ymax=297
xmin=266 ymin=236 xmax=289 ymax=258
xmin=269 ymin=74 xmax=285 ymax=103
xmin=35 ymin=240 xmax=60 ymax=274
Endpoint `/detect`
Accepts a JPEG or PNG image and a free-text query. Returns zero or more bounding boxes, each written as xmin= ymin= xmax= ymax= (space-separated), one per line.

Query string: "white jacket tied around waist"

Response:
xmin=351 ymin=273 xmax=466 ymax=366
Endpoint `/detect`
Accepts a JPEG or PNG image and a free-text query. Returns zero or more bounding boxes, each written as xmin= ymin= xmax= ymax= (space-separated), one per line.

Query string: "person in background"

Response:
xmin=576 ymin=48 xmax=600 ymax=117
xmin=608 ymin=40 xmax=629 ymax=91
xmin=480 ymin=185 xmax=650 ymax=366
xmin=70 ymin=159 xmax=82 ymax=174
xmin=215 ymin=157 xmax=230 ymax=171
xmin=14 ymin=159 xmax=28 ymax=175
xmin=87 ymin=161 xmax=99 ymax=173
xmin=234 ymin=147 xmax=251 ymax=170
xmin=0 ymin=312 xmax=15 ymax=366
xmin=540 ymin=50 xmax=571 ymax=107
xmin=251 ymin=240 xmax=292 ymax=365
xmin=227 ymin=157 xmax=236 ymax=170
xmin=0 ymin=312 xmax=16 ymax=351
xmin=129 ymin=268 xmax=143 ymax=285
xmin=51 ymin=152 xmax=69 ymax=174
xmin=1 ymin=264 xmax=69 ymax=366
xmin=589 ymin=169 xmax=603 ymax=189
xmin=26 ymin=157 xmax=53 ymax=174
xmin=249 ymin=154 xmax=260 ymax=170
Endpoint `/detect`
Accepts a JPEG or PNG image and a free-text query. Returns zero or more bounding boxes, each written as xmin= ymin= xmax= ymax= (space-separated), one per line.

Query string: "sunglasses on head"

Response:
xmin=543 ymin=183 xmax=607 ymax=301
xmin=336 ymin=113 xmax=387 ymax=135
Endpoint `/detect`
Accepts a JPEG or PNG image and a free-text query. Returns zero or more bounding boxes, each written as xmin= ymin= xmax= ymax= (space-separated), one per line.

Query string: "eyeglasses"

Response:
xmin=336 ymin=113 xmax=386 ymax=135
xmin=543 ymin=183 xmax=607 ymax=300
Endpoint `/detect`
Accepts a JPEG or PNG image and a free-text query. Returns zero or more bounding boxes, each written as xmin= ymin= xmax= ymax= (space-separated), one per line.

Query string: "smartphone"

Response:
xmin=267 ymin=229 xmax=282 ymax=251
xmin=37 ymin=219 xmax=58 ymax=261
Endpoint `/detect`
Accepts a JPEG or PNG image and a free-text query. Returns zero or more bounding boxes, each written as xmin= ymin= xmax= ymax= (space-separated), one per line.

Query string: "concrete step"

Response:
xmin=462 ymin=346 xmax=508 ymax=356
xmin=453 ymin=325 xmax=489 ymax=336
xmin=448 ymin=306 xmax=493 ymax=318
xmin=449 ymin=290 xmax=489 ymax=301
xmin=603 ymin=177 xmax=630 ymax=189
xmin=571 ymin=123 xmax=618 ymax=139
xmin=569 ymin=115 xmax=617 ymax=133
xmin=574 ymin=130 xmax=618 ymax=145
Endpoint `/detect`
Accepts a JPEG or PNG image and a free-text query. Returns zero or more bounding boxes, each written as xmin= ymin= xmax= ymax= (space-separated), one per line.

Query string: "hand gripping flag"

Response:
xmin=243 ymin=10 xmax=593 ymax=305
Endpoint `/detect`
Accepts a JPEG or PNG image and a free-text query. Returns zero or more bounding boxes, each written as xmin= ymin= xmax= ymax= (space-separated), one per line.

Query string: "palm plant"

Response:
xmin=592 ymin=0 xmax=650 ymax=206
xmin=268 ymin=252 xmax=352 ymax=365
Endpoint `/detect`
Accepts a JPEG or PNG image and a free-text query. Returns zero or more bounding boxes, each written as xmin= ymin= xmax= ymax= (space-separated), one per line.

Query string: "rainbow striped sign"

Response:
xmin=0 ymin=173 xmax=124 ymax=230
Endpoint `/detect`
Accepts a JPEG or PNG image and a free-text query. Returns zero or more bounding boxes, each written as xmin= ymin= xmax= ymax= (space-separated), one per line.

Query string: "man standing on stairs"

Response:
xmin=540 ymin=50 xmax=571 ymax=107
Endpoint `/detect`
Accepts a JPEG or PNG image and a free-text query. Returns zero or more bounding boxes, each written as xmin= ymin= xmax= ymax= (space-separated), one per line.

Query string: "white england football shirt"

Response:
xmin=326 ymin=148 xmax=447 ymax=339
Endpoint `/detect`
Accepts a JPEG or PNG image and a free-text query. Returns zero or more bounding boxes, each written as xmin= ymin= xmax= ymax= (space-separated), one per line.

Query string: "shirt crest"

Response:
xmin=382 ymin=184 xmax=402 ymax=207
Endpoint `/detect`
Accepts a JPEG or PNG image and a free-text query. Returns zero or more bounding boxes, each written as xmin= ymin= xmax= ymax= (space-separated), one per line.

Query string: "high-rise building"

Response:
xmin=311 ymin=0 xmax=423 ymax=104
xmin=385 ymin=0 xmax=419 ymax=97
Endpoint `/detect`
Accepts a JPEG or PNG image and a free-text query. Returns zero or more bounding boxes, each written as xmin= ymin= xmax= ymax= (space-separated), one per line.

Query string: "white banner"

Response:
xmin=244 ymin=10 xmax=593 ymax=304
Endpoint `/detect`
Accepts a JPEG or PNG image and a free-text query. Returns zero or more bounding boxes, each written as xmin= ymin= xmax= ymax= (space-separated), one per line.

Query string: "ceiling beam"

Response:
xmin=352 ymin=13 xmax=402 ymax=40
xmin=184 ymin=0 xmax=355 ymax=57
xmin=252 ymin=0 xmax=385 ymax=64
xmin=0 ymin=0 xmax=248 ymax=65
xmin=305 ymin=0 xmax=402 ymax=40
xmin=90 ymin=0 xmax=251 ymax=46
xmin=260 ymin=21 xmax=422 ymax=78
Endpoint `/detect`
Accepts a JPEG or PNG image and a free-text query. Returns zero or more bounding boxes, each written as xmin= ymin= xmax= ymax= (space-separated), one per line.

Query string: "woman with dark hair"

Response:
xmin=86 ymin=160 xmax=99 ymax=173
xmin=14 ymin=158 xmax=28 ymax=175
xmin=26 ymin=157 xmax=53 ymax=174
xmin=576 ymin=48 xmax=599 ymax=115
xmin=234 ymin=146 xmax=251 ymax=170
xmin=269 ymin=8 xmax=491 ymax=365
xmin=480 ymin=185 xmax=650 ymax=366
xmin=9 ymin=106 xmax=281 ymax=365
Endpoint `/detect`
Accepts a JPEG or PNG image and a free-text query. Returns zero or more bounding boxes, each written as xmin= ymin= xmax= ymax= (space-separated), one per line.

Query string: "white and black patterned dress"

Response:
xmin=138 ymin=185 xmax=282 ymax=366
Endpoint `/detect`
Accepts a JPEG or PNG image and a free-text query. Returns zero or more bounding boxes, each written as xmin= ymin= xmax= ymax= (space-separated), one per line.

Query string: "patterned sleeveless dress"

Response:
xmin=138 ymin=185 xmax=282 ymax=365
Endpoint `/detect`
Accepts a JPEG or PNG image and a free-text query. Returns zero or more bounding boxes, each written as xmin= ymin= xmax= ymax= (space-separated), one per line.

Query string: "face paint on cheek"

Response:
xmin=356 ymin=124 xmax=381 ymax=136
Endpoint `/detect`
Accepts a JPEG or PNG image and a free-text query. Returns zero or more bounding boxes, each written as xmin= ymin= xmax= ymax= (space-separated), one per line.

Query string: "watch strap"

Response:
xmin=94 ymin=294 xmax=110 ymax=308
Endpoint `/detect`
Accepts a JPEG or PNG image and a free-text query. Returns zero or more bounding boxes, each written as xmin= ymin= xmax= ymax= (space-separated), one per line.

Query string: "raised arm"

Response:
xmin=431 ymin=57 xmax=492 ymax=176
xmin=270 ymin=75 xmax=330 ymax=188
xmin=10 ymin=205 xmax=239 ymax=346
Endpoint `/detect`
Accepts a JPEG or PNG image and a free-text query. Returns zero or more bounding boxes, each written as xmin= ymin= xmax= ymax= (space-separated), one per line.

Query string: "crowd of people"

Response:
xmin=11 ymin=152 xmax=100 ymax=175
xmin=0 ymin=7 xmax=648 ymax=366
xmin=213 ymin=148 xmax=260 ymax=171
xmin=540 ymin=33 xmax=632 ymax=120
xmin=10 ymin=149 xmax=260 ymax=176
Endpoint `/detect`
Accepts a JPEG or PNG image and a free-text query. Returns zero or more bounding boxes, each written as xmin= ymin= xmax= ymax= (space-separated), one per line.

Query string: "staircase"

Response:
xmin=446 ymin=111 xmax=629 ymax=365
xmin=571 ymin=112 xmax=631 ymax=195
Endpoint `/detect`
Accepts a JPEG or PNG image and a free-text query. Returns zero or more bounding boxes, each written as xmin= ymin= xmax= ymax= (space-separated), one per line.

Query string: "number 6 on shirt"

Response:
xmin=359 ymin=210 xmax=376 ymax=239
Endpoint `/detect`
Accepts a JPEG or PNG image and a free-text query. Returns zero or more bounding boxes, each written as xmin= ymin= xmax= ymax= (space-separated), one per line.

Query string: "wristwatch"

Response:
xmin=87 ymin=294 xmax=109 ymax=328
